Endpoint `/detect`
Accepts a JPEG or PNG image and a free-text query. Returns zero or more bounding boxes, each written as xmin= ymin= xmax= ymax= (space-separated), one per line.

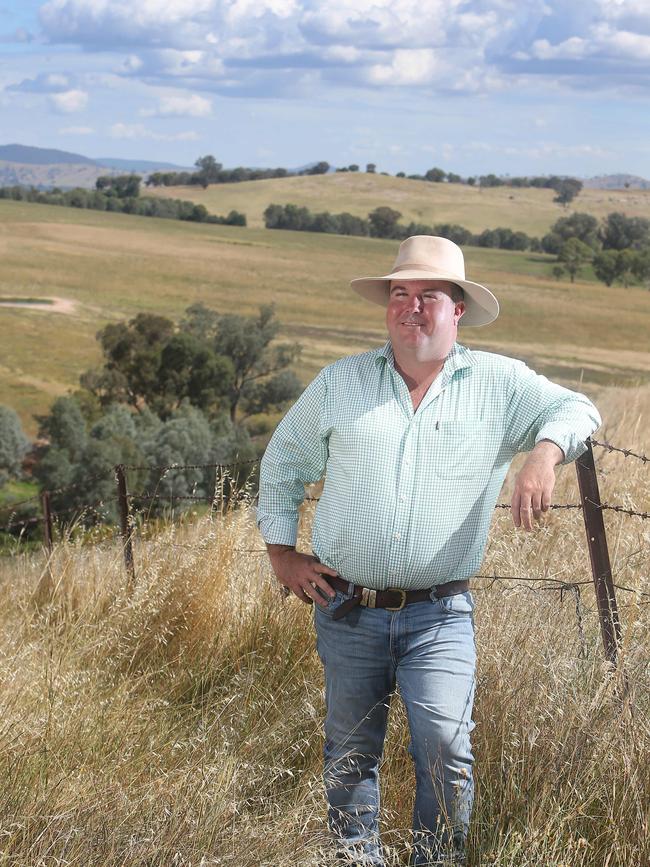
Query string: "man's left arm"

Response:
xmin=505 ymin=361 xmax=602 ymax=531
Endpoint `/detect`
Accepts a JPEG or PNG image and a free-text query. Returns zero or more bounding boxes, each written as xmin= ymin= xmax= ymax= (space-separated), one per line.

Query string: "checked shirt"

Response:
xmin=257 ymin=341 xmax=601 ymax=591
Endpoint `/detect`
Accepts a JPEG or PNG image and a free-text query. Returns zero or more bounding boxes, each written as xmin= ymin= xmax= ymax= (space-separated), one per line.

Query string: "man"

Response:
xmin=257 ymin=236 xmax=601 ymax=866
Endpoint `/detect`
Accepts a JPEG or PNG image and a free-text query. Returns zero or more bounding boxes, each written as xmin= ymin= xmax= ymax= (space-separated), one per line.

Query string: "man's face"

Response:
xmin=385 ymin=279 xmax=465 ymax=364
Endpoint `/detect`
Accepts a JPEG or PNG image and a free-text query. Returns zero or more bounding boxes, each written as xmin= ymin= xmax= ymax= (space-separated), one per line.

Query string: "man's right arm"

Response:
xmin=257 ymin=371 xmax=337 ymax=605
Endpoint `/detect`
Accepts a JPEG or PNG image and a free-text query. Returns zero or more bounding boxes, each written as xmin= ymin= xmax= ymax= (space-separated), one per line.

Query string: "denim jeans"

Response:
xmin=314 ymin=585 xmax=476 ymax=866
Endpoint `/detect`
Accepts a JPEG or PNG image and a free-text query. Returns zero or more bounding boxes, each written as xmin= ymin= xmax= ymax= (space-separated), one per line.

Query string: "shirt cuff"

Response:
xmin=534 ymin=424 xmax=587 ymax=465
xmin=256 ymin=513 xmax=299 ymax=547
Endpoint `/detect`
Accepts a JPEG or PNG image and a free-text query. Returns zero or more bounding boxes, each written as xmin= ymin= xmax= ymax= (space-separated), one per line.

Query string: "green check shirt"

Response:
xmin=257 ymin=341 xmax=601 ymax=590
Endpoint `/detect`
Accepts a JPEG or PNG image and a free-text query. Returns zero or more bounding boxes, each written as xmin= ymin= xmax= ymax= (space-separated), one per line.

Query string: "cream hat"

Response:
xmin=351 ymin=235 xmax=499 ymax=327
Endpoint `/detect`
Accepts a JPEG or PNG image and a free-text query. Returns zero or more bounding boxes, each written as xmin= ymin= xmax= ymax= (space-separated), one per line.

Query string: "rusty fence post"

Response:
xmin=575 ymin=439 xmax=622 ymax=667
xmin=115 ymin=464 xmax=135 ymax=584
xmin=41 ymin=490 xmax=53 ymax=554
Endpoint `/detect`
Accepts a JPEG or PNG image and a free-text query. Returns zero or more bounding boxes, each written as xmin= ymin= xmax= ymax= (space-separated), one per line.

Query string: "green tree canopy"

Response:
xmin=368 ymin=206 xmax=402 ymax=239
xmin=558 ymin=238 xmax=592 ymax=282
xmin=96 ymin=175 xmax=142 ymax=198
xmin=600 ymin=212 xmax=650 ymax=251
xmin=0 ymin=406 xmax=30 ymax=486
xmin=552 ymin=178 xmax=582 ymax=207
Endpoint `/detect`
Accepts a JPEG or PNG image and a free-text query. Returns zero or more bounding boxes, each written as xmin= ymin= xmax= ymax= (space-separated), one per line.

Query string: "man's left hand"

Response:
xmin=511 ymin=440 xmax=564 ymax=531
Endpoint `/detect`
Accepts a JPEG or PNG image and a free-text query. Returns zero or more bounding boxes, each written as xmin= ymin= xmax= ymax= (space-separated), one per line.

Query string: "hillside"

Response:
xmin=147 ymin=172 xmax=650 ymax=234
xmin=1 ymin=196 xmax=650 ymax=435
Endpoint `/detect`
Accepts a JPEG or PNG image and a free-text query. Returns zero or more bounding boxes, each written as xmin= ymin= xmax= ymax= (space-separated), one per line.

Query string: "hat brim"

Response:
xmin=350 ymin=270 xmax=499 ymax=327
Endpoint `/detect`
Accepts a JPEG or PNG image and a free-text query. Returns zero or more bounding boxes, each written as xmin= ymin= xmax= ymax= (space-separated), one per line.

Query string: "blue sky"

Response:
xmin=1 ymin=0 xmax=650 ymax=177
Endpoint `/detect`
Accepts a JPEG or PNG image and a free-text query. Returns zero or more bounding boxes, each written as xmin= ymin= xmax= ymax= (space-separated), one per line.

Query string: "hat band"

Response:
xmin=391 ymin=263 xmax=465 ymax=280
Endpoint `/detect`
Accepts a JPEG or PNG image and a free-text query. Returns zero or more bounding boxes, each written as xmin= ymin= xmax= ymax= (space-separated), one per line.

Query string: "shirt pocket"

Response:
xmin=432 ymin=419 xmax=487 ymax=479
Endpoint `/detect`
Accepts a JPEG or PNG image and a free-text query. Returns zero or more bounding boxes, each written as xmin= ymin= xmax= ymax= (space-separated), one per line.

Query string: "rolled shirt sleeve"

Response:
xmin=257 ymin=371 xmax=329 ymax=546
xmin=505 ymin=359 xmax=602 ymax=464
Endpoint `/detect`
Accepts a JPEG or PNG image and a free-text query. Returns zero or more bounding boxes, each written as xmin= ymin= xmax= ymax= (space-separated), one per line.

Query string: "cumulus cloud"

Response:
xmin=110 ymin=122 xmax=199 ymax=141
xmin=365 ymin=50 xmax=443 ymax=86
xmin=9 ymin=72 xmax=71 ymax=93
xmin=33 ymin=0 xmax=650 ymax=99
xmin=141 ymin=93 xmax=212 ymax=117
xmin=50 ymin=88 xmax=88 ymax=112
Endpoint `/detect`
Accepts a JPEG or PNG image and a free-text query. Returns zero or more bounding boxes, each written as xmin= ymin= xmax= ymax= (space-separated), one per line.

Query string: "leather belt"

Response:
xmin=328 ymin=575 xmax=470 ymax=621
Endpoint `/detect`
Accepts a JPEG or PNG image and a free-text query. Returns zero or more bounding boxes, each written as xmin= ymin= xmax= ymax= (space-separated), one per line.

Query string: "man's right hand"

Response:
xmin=266 ymin=544 xmax=338 ymax=606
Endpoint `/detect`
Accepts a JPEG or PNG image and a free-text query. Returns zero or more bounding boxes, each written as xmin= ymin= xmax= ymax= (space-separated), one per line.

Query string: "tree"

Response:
xmin=96 ymin=175 xmax=141 ymax=198
xmin=349 ymin=165 xmax=359 ymax=172
xmin=83 ymin=314 xmax=176 ymax=410
xmin=194 ymin=155 xmax=223 ymax=188
xmin=305 ymin=161 xmax=330 ymax=175
xmin=549 ymin=212 xmax=599 ymax=249
xmin=425 ymin=167 xmax=446 ymax=183
xmin=558 ymin=238 xmax=592 ymax=282
xmin=368 ymin=206 xmax=402 ymax=239
xmin=157 ymin=333 xmax=234 ymax=415
xmin=631 ymin=249 xmax=650 ymax=287
xmin=552 ymin=178 xmax=582 ymax=207
xmin=0 ymin=406 xmax=30 ymax=485
xmin=366 ymin=163 xmax=376 ymax=173
xmin=600 ymin=212 xmax=650 ymax=250
xmin=551 ymin=265 xmax=565 ymax=281
xmin=592 ymin=250 xmax=623 ymax=286
xmin=212 ymin=305 xmax=302 ymax=422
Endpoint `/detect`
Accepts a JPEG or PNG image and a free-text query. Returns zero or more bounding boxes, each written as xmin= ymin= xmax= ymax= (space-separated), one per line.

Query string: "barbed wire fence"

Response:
xmin=0 ymin=437 xmax=648 ymax=671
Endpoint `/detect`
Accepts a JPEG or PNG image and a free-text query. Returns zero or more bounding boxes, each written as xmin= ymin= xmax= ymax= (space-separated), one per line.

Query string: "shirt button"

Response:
xmin=393 ymin=533 xmax=401 ymax=541
xmin=400 ymin=495 xmax=406 ymax=503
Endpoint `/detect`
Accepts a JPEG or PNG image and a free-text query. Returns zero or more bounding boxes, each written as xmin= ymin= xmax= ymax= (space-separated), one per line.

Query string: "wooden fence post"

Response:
xmin=575 ymin=439 xmax=622 ymax=667
xmin=115 ymin=464 xmax=135 ymax=584
xmin=41 ymin=490 xmax=53 ymax=554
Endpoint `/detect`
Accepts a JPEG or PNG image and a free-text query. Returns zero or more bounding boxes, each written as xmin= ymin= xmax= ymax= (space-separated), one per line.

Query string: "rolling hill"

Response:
xmin=147 ymin=172 xmax=650 ymax=235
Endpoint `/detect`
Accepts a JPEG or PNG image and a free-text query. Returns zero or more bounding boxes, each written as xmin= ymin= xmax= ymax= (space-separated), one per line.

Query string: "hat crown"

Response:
xmin=392 ymin=235 xmax=466 ymax=281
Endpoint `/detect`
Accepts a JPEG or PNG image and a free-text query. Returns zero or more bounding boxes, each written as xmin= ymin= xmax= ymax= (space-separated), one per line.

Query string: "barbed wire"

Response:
xmin=122 ymin=458 xmax=260 ymax=473
xmin=591 ymin=438 xmax=649 ymax=465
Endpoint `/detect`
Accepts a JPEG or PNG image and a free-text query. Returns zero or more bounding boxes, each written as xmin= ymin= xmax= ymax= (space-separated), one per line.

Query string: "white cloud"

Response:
xmin=50 ymin=88 xmax=88 ymax=112
xmin=59 ymin=125 xmax=94 ymax=134
xmin=366 ymin=49 xmax=443 ymax=86
xmin=530 ymin=37 xmax=590 ymax=60
xmin=33 ymin=0 xmax=650 ymax=101
xmin=141 ymin=93 xmax=212 ymax=117
xmin=110 ymin=122 xmax=199 ymax=141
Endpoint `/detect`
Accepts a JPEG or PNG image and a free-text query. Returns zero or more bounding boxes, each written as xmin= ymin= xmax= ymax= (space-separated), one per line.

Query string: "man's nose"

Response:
xmin=406 ymin=294 xmax=424 ymax=312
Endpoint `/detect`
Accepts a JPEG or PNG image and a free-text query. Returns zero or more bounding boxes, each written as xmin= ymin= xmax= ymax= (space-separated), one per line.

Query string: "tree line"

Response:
xmin=0 ymin=175 xmax=246 ymax=226
xmin=144 ymin=155 xmax=583 ymax=205
xmin=0 ymin=305 xmax=301 ymax=541
xmin=264 ymin=203 xmax=539 ymax=250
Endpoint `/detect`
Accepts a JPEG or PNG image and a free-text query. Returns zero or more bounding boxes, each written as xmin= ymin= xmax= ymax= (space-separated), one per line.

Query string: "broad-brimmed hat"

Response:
xmin=351 ymin=235 xmax=499 ymax=327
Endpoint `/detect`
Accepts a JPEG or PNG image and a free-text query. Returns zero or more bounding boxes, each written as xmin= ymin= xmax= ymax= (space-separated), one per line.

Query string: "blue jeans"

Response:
xmin=314 ymin=586 xmax=476 ymax=866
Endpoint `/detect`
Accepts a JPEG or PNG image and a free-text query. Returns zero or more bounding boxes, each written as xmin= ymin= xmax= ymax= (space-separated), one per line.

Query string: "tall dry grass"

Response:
xmin=0 ymin=385 xmax=648 ymax=866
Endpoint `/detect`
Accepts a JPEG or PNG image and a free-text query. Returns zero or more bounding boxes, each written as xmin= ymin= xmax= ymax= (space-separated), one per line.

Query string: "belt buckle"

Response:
xmin=385 ymin=587 xmax=406 ymax=611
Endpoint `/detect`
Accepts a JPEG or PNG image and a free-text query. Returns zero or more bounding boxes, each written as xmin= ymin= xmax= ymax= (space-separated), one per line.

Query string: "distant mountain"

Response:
xmin=0 ymin=144 xmax=196 ymax=189
xmin=94 ymin=157 xmax=194 ymax=172
xmin=0 ymin=143 xmax=97 ymax=166
xmin=584 ymin=174 xmax=650 ymax=190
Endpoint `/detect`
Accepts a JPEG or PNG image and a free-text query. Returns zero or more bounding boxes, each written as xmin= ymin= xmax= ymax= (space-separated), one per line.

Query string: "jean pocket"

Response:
xmin=432 ymin=590 xmax=475 ymax=615
xmin=315 ymin=586 xmax=353 ymax=617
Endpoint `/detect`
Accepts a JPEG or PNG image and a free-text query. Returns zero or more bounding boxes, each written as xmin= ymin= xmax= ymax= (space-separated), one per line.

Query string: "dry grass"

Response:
xmin=0 ymin=385 xmax=648 ymax=865
xmin=147 ymin=173 xmax=650 ymax=234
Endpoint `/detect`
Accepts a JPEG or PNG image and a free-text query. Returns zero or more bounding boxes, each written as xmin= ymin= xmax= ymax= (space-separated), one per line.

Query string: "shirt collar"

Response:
xmin=374 ymin=341 xmax=474 ymax=381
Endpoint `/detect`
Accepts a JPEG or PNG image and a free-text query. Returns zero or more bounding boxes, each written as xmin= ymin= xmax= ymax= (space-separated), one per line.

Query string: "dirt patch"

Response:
xmin=0 ymin=296 xmax=77 ymax=314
